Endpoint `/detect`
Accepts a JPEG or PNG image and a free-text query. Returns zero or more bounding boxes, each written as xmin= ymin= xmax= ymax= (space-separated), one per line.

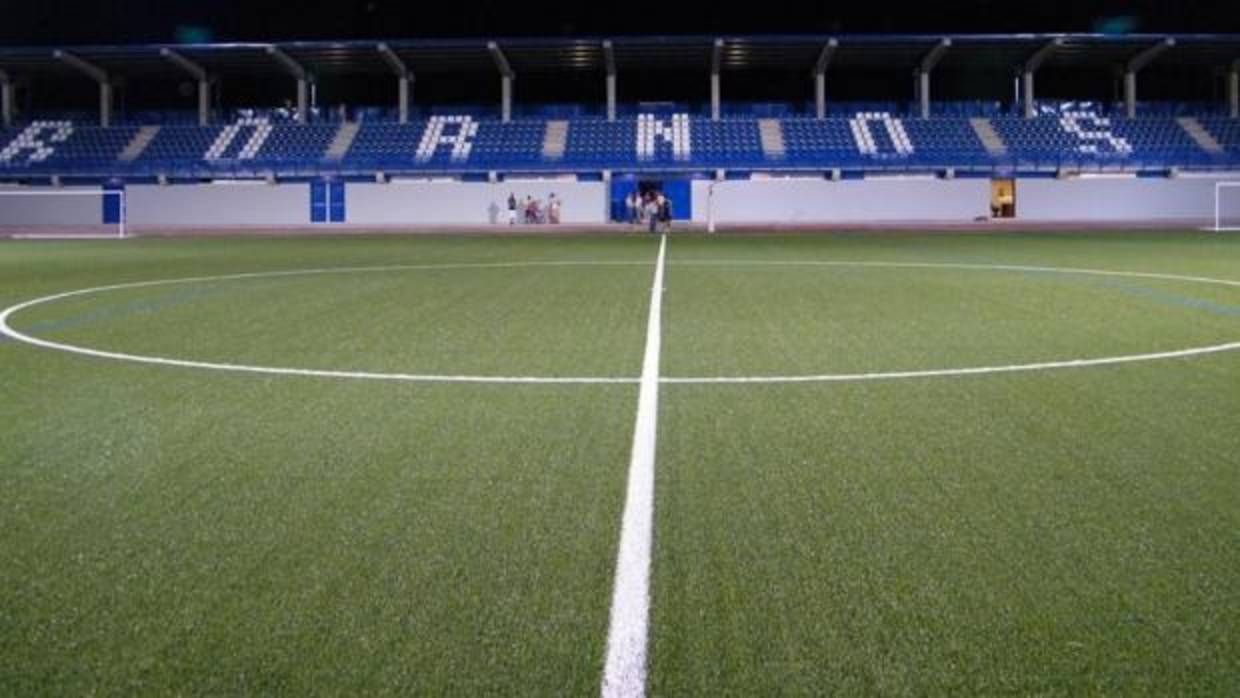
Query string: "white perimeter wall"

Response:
xmin=346 ymin=181 xmax=607 ymax=225
xmin=0 ymin=187 xmax=103 ymax=224
xmin=127 ymin=183 xmax=309 ymax=226
xmin=1016 ymin=176 xmax=1237 ymax=221
xmin=691 ymin=178 xmax=991 ymax=223
xmin=4 ymin=176 xmax=1237 ymax=229
xmin=0 ymin=181 xmax=607 ymax=228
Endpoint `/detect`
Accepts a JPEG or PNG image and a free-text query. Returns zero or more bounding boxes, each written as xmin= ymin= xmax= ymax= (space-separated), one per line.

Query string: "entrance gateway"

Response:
xmin=610 ymin=177 xmax=692 ymax=223
xmin=991 ymin=178 xmax=1016 ymax=218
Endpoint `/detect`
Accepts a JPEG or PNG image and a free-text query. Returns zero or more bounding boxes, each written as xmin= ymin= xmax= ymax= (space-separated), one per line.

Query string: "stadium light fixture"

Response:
xmin=160 ymin=48 xmax=211 ymax=126
xmin=53 ymin=50 xmax=112 ymax=127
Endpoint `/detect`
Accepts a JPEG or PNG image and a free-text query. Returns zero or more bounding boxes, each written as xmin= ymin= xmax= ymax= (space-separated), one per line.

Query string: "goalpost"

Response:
xmin=0 ymin=188 xmax=126 ymax=239
xmin=1215 ymin=182 xmax=1240 ymax=232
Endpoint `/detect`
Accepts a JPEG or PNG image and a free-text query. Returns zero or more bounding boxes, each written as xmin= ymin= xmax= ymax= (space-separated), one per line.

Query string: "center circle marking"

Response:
xmin=2 ymin=260 xmax=1238 ymax=385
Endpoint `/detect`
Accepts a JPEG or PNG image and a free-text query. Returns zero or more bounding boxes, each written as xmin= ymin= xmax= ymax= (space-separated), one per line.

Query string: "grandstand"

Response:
xmin=3 ymin=108 xmax=1238 ymax=174
xmin=2 ymin=34 xmax=1240 ymax=228
xmin=3 ymin=29 xmax=1240 ymax=698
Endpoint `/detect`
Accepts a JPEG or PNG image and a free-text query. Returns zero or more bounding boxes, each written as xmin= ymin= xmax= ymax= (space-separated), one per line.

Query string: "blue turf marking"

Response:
xmin=0 ymin=284 xmax=232 ymax=343
xmin=975 ymin=263 xmax=1240 ymax=320
xmin=1089 ymin=278 xmax=1240 ymax=318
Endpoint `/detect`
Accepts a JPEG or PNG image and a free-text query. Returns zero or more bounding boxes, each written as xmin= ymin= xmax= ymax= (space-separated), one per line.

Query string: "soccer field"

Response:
xmin=2 ymin=231 xmax=1239 ymax=695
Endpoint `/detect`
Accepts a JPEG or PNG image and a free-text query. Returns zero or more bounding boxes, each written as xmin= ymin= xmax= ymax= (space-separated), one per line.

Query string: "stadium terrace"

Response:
xmin=1 ymin=33 xmax=1239 ymax=231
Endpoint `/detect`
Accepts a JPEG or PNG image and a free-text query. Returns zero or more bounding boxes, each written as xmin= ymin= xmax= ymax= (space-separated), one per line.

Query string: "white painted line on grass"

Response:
xmin=602 ymin=234 xmax=666 ymax=698
xmin=660 ymin=342 xmax=1240 ymax=384
xmin=667 ymin=258 xmax=1240 ymax=292
xmin=658 ymin=259 xmax=1240 ymax=383
xmin=10 ymin=234 xmax=124 ymax=240
xmin=0 ymin=260 xmax=647 ymax=385
xmin=3 ymin=258 xmax=1238 ymax=386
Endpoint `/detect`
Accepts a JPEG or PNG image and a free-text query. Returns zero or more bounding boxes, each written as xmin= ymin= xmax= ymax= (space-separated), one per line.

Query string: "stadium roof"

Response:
xmin=0 ymin=34 xmax=1238 ymax=82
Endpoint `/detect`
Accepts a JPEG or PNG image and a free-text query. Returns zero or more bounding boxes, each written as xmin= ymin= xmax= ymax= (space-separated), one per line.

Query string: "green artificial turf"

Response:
xmin=653 ymin=232 xmax=1240 ymax=696
xmin=0 ymin=236 xmax=648 ymax=695
xmin=2 ymin=231 xmax=1238 ymax=695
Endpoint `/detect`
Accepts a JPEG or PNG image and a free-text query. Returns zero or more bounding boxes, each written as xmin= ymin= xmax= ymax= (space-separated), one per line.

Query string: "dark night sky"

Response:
xmin=1 ymin=1 xmax=1238 ymax=45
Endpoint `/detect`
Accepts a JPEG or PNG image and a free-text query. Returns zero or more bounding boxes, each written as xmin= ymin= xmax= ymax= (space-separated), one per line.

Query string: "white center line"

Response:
xmin=601 ymin=233 xmax=666 ymax=698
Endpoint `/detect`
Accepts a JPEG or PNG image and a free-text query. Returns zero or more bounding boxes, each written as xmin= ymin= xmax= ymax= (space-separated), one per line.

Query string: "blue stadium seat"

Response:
xmin=2 ymin=106 xmax=1237 ymax=177
xmin=0 ymin=121 xmax=138 ymax=172
xmin=781 ymin=115 xmax=989 ymax=168
xmin=991 ymin=112 xmax=1220 ymax=170
xmin=1198 ymin=117 xmax=1240 ymax=155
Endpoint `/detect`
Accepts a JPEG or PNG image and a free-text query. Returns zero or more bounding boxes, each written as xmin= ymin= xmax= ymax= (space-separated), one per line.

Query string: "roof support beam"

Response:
xmin=398 ymin=76 xmax=412 ymax=124
xmin=487 ymin=41 xmax=515 ymax=123
xmin=1124 ymin=37 xmax=1175 ymax=119
xmin=813 ymin=38 xmax=838 ymax=120
xmin=0 ymin=69 xmax=13 ymax=127
xmin=914 ymin=38 xmax=951 ymax=119
xmin=160 ymin=48 xmax=206 ymax=81
xmin=603 ymin=40 xmax=616 ymax=122
xmin=378 ymin=43 xmax=414 ymax=124
xmin=1127 ymin=37 xmax=1176 ymax=74
xmin=488 ymin=42 xmax=515 ymax=122
xmin=1229 ymin=58 xmax=1239 ymax=119
xmin=377 ymin=42 xmax=410 ymax=78
xmin=919 ymin=37 xmax=952 ymax=74
xmin=54 ymin=50 xmax=112 ymax=126
xmin=54 ymin=49 xmax=106 ymax=83
xmin=1021 ymin=38 xmax=1063 ymax=118
xmin=711 ymin=39 xmax=723 ymax=121
xmin=266 ymin=46 xmax=309 ymax=123
xmin=161 ymin=48 xmax=211 ymax=125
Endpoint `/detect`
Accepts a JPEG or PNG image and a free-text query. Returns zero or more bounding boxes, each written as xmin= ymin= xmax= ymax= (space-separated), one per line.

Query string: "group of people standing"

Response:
xmin=507 ymin=193 xmax=562 ymax=225
xmin=625 ymin=189 xmax=673 ymax=233
xmin=501 ymin=189 xmax=674 ymax=231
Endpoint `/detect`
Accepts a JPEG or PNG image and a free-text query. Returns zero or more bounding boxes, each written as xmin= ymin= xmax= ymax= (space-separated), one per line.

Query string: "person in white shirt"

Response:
xmin=548 ymin=193 xmax=561 ymax=224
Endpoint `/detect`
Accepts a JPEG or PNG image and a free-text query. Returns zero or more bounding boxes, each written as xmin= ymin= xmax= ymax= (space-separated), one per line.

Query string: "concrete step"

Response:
xmin=542 ymin=120 xmax=569 ymax=160
xmin=1177 ymin=116 xmax=1223 ymax=154
xmin=325 ymin=121 xmax=360 ymax=160
xmin=969 ymin=117 xmax=1007 ymax=156
xmin=118 ymin=125 xmax=160 ymax=162
xmin=758 ymin=118 xmax=785 ymax=158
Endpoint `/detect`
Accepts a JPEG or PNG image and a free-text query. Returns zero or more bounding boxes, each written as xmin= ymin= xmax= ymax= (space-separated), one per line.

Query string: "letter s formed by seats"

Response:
xmin=0 ymin=121 xmax=74 ymax=163
xmin=1060 ymin=112 xmax=1132 ymax=155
